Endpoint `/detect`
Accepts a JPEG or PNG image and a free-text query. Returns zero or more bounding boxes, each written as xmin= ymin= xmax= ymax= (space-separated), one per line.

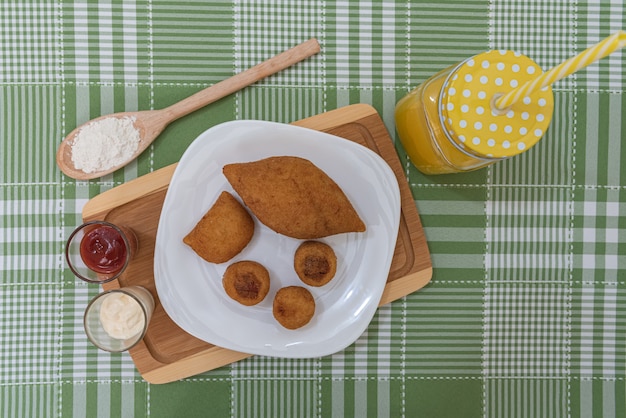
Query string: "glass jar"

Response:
xmin=395 ymin=51 xmax=554 ymax=175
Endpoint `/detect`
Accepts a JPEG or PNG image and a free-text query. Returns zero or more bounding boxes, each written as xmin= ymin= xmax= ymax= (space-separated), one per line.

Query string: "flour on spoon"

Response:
xmin=71 ymin=116 xmax=140 ymax=174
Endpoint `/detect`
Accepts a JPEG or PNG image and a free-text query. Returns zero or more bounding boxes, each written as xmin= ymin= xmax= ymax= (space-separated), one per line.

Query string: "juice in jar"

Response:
xmin=395 ymin=51 xmax=555 ymax=175
xmin=395 ymin=66 xmax=490 ymax=174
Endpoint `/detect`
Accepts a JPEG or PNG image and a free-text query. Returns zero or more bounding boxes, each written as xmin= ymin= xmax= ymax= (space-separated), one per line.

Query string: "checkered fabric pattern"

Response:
xmin=1 ymin=1 xmax=625 ymax=417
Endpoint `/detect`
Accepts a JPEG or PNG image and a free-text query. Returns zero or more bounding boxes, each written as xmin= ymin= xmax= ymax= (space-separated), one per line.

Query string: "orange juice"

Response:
xmin=395 ymin=51 xmax=554 ymax=175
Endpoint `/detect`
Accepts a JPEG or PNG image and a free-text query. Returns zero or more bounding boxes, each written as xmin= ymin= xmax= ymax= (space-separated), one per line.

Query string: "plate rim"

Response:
xmin=154 ymin=120 xmax=401 ymax=358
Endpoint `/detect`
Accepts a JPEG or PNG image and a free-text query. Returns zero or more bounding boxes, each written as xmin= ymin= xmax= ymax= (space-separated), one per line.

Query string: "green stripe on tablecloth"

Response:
xmin=404 ymin=284 xmax=484 ymax=375
xmin=0 ymin=185 xmax=61 ymax=283
xmin=483 ymin=283 xmax=569 ymax=378
xmin=490 ymin=0 xmax=576 ymax=89
xmin=319 ymin=304 xmax=405 ymax=377
xmin=486 ymin=187 xmax=571 ymax=282
xmin=570 ymin=283 xmax=626 ymax=377
xmin=492 ymin=92 xmax=575 ymax=186
xmin=364 ymin=305 xmax=397 ymax=376
xmin=484 ymin=378 xmax=569 ymax=418
xmin=0 ymin=285 xmax=59 ymax=384
xmin=570 ymin=378 xmax=626 ymax=418
xmin=319 ymin=377 xmax=402 ymax=418
xmin=60 ymin=381 xmax=148 ymax=418
xmin=416 ymin=187 xmax=487 ymax=282
xmin=230 ymin=357 xmax=319 ymax=416
xmin=236 ymin=2 xmax=319 ymax=88
xmin=0 ymin=3 xmax=58 ymax=84
xmin=575 ymin=92 xmax=626 ymax=187
xmin=0 ymin=86 xmax=62 ymax=183
xmin=572 ymin=187 xmax=626 ymax=283
xmin=152 ymin=2 xmax=234 ymax=83
xmin=149 ymin=380 xmax=231 ymax=417
xmin=405 ymin=378 xmax=483 ymax=417
xmin=238 ymin=87 xmax=324 ymax=123
xmin=323 ymin=1 xmax=407 ymax=87
xmin=407 ymin=2 xmax=488 ymax=84
xmin=576 ymin=2 xmax=626 ymax=92
xmin=231 ymin=378 xmax=317 ymax=418
xmin=1 ymin=384 xmax=58 ymax=418
xmin=61 ymin=2 xmax=150 ymax=84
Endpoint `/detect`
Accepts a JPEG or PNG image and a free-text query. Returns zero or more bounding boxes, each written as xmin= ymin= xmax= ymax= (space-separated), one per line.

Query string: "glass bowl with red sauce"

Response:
xmin=65 ymin=220 xmax=138 ymax=284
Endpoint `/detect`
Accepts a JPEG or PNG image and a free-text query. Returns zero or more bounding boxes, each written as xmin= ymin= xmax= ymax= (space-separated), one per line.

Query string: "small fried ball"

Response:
xmin=222 ymin=261 xmax=270 ymax=306
xmin=294 ymin=241 xmax=337 ymax=287
xmin=272 ymin=286 xmax=315 ymax=330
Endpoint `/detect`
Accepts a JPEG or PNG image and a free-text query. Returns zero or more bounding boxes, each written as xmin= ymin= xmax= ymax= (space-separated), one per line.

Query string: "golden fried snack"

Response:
xmin=222 ymin=261 xmax=270 ymax=306
xmin=294 ymin=241 xmax=337 ymax=287
xmin=223 ymin=156 xmax=366 ymax=239
xmin=272 ymin=286 xmax=316 ymax=330
xmin=183 ymin=191 xmax=254 ymax=264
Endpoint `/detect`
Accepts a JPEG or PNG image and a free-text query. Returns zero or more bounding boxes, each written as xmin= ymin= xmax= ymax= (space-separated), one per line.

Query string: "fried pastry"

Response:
xmin=272 ymin=286 xmax=315 ymax=330
xmin=223 ymin=156 xmax=366 ymax=239
xmin=294 ymin=241 xmax=337 ymax=287
xmin=183 ymin=191 xmax=254 ymax=264
xmin=223 ymin=261 xmax=270 ymax=306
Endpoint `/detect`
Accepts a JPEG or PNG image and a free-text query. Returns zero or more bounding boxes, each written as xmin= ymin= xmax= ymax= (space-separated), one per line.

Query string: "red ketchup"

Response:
xmin=79 ymin=225 xmax=127 ymax=274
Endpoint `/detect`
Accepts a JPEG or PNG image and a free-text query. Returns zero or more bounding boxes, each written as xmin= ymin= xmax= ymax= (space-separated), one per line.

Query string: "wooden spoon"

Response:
xmin=57 ymin=38 xmax=321 ymax=180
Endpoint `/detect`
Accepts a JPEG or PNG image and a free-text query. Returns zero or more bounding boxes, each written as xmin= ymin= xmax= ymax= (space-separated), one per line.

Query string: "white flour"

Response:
xmin=71 ymin=116 xmax=141 ymax=174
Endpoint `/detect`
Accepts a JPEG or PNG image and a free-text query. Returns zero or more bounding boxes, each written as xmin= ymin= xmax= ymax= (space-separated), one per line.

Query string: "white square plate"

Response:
xmin=154 ymin=120 xmax=400 ymax=358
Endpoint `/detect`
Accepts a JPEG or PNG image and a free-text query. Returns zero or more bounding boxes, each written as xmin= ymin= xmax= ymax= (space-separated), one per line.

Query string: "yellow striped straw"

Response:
xmin=495 ymin=30 xmax=626 ymax=110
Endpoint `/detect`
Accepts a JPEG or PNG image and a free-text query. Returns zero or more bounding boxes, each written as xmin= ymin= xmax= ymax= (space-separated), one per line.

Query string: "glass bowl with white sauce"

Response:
xmin=83 ymin=286 xmax=155 ymax=352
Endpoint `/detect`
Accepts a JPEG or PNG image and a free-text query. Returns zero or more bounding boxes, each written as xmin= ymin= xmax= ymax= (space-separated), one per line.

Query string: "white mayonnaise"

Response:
xmin=99 ymin=292 xmax=145 ymax=340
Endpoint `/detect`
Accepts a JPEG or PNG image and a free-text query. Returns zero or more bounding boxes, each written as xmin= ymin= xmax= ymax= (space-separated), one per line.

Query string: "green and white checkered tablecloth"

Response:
xmin=1 ymin=1 xmax=625 ymax=417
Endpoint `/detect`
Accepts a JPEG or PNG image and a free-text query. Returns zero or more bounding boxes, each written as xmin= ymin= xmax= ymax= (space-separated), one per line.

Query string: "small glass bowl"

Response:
xmin=65 ymin=220 xmax=137 ymax=284
xmin=83 ymin=286 xmax=155 ymax=353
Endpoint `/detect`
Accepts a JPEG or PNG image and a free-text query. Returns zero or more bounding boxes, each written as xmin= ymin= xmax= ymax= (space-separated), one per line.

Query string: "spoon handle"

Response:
xmin=163 ymin=38 xmax=321 ymax=121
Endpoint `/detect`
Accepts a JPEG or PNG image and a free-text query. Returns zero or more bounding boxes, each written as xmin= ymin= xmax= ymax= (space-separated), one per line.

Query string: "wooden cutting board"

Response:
xmin=82 ymin=104 xmax=432 ymax=384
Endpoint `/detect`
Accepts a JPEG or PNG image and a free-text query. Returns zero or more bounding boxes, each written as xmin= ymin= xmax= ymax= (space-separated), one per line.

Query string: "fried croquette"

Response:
xmin=222 ymin=261 xmax=270 ymax=306
xmin=272 ymin=286 xmax=316 ymax=329
xmin=294 ymin=241 xmax=337 ymax=287
xmin=183 ymin=191 xmax=254 ymax=264
xmin=223 ymin=156 xmax=366 ymax=239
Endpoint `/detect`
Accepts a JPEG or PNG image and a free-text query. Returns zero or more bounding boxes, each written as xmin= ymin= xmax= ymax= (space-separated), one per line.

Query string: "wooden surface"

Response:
xmin=82 ymin=104 xmax=432 ymax=384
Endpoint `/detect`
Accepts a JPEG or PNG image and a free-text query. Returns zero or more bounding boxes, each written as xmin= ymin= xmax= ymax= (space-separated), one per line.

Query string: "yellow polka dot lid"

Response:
xmin=440 ymin=50 xmax=554 ymax=158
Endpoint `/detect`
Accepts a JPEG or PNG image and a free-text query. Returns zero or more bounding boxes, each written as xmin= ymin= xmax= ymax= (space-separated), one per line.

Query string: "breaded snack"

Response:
xmin=183 ymin=191 xmax=254 ymax=264
xmin=222 ymin=261 xmax=270 ymax=306
xmin=294 ymin=241 xmax=337 ymax=287
xmin=273 ymin=286 xmax=315 ymax=330
xmin=223 ymin=156 xmax=366 ymax=239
